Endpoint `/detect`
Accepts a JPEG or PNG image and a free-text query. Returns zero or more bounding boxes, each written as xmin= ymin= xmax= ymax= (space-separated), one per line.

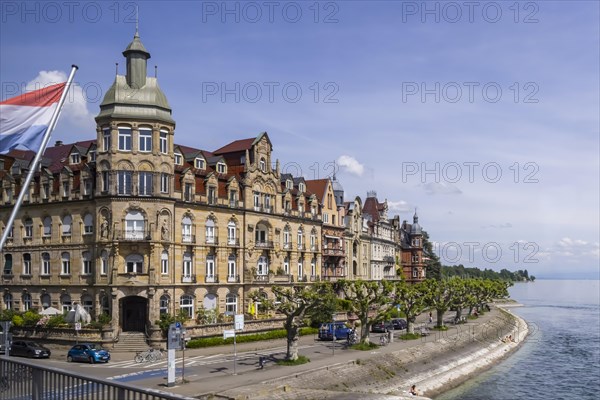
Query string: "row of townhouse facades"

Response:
xmin=0 ymin=32 xmax=425 ymax=338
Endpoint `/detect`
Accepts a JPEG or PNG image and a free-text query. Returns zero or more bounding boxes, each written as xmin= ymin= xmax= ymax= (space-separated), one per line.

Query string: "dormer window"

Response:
xmin=174 ymin=153 xmax=182 ymax=165
xmin=286 ymin=180 xmax=292 ymax=190
xmin=89 ymin=150 xmax=96 ymax=162
xmin=259 ymin=158 xmax=266 ymax=172
xmin=195 ymin=158 xmax=205 ymax=169
xmin=298 ymin=183 xmax=305 ymax=193
xmin=11 ymin=165 xmax=20 ymax=175
xmin=70 ymin=153 xmax=80 ymax=164
xmin=217 ymin=162 xmax=226 ymax=174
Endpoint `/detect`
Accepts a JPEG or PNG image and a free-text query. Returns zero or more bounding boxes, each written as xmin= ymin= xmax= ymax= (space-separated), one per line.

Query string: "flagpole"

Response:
xmin=0 ymin=65 xmax=79 ymax=251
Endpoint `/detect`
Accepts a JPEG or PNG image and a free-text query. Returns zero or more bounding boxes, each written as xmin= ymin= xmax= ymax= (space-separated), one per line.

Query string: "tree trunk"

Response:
xmin=407 ymin=316 xmax=416 ymax=334
xmin=287 ymin=325 xmax=299 ymax=361
xmin=455 ymin=308 xmax=463 ymax=323
xmin=436 ymin=309 xmax=445 ymax=328
xmin=360 ymin=317 xmax=370 ymax=344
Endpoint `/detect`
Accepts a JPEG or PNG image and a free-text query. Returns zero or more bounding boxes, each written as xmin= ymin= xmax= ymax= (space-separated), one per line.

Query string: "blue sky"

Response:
xmin=1 ymin=1 xmax=599 ymax=278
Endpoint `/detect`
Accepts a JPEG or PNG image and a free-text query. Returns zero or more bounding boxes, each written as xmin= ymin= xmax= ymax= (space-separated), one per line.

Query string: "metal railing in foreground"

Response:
xmin=0 ymin=357 xmax=193 ymax=400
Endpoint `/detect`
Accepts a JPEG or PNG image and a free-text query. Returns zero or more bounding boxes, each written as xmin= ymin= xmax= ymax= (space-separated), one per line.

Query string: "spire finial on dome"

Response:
xmin=135 ymin=4 xmax=139 ymax=37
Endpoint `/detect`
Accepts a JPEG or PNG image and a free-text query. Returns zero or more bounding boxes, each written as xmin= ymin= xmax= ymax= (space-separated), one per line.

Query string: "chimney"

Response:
xmin=55 ymin=140 xmax=63 ymax=146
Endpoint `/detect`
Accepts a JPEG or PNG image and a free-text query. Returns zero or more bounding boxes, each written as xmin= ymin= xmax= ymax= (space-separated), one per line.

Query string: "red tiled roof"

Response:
xmin=305 ymin=179 xmax=329 ymax=202
xmin=363 ymin=196 xmax=382 ymax=223
xmin=213 ymin=138 xmax=255 ymax=154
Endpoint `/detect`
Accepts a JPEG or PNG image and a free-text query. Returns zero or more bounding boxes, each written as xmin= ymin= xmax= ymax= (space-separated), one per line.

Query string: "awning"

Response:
xmin=324 ymin=235 xmax=341 ymax=240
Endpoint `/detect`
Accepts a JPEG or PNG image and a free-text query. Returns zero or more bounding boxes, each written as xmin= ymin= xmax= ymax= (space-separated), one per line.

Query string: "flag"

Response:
xmin=0 ymin=82 xmax=67 ymax=154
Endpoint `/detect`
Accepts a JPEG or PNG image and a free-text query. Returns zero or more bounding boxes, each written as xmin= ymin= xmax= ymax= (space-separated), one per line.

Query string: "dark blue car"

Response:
xmin=318 ymin=322 xmax=351 ymax=340
xmin=67 ymin=343 xmax=110 ymax=364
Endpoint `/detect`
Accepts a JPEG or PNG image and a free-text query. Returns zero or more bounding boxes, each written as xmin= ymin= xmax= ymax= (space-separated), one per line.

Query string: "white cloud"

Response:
xmin=388 ymin=200 xmax=411 ymax=212
xmin=337 ymin=155 xmax=365 ymax=177
xmin=26 ymin=70 xmax=92 ymax=129
xmin=422 ymin=182 xmax=462 ymax=195
xmin=481 ymin=223 xmax=513 ymax=229
xmin=557 ymin=237 xmax=589 ymax=247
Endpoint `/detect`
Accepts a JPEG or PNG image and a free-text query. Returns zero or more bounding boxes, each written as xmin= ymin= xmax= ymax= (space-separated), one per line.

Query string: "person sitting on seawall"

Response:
xmin=409 ymin=384 xmax=420 ymax=396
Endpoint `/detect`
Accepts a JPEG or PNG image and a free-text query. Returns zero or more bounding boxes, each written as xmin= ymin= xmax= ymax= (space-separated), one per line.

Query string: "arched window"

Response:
xmin=101 ymin=295 xmax=110 ymax=315
xmin=183 ymin=252 xmax=193 ymax=281
xmin=310 ymin=229 xmax=317 ymax=250
xmin=205 ymin=254 xmax=215 ymax=281
xmin=256 ymin=291 xmax=268 ymax=315
xmin=82 ymin=251 xmax=92 ymax=275
xmin=259 ymin=158 xmax=266 ymax=172
xmin=255 ymin=223 xmax=268 ymax=244
xmin=4 ymin=293 xmax=13 ymax=310
xmin=62 ymin=215 xmax=72 ymax=235
xmin=182 ymin=216 xmax=193 ymax=243
xmin=159 ymin=295 xmax=170 ymax=315
xmin=125 ymin=254 xmax=143 ymax=274
xmin=257 ymin=255 xmax=269 ymax=276
xmin=125 ymin=211 xmax=145 ymax=239
xmin=297 ymin=228 xmax=303 ymax=248
xmin=283 ymin=226 xmax=291 ymax=249
xmin=227 ymin=221 xmax=236 ymax=245
xmin=283 ymin=256 xmax=290 ymax=275
xmin=22 ymin=293 xmax=32 ymax=311
xmin=225 ymin=293 xmax=237 ymax=315
xmin=203 ymin=293 xmax=217 ymax=310
xmin=43 ymin=217 xmax=52 ymax=237
xmin=22 ymin=253 xmax=31 ymax=275
xmin=227 ymin=254 xmax=236 ymax=281
xmin=23 ymin=218 xmax=33 ymax=238
xmin=40 ymin=293 xmax=51 ymax=310
xmin=205 ymin=219 xmax=215 ymax=244
xmin=180 ymin=295 xmax=194 ymax=318
xmin=61 ymin=252 xmax=71 ymax=275
xmin=297 ymin=258 xmax=304 ymax=279
xmin=83 ymin=213 xmax=93 ymax=234
xmin=61 ymin=294 xmax=72 ymax=313
xmin=161 ymin=251 xmax=169 ymax=275
xmin=81 ymin=294 xmax=93 ymax=315
xmin=100 ymin=250 xmax=109 ymax=275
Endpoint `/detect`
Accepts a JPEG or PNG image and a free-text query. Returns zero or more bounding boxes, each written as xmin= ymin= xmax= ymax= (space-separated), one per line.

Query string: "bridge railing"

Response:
xmin=0 ymin=357 xmax=193 ymax=400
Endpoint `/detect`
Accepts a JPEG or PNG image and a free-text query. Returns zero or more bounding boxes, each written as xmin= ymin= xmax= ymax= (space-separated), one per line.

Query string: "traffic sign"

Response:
xmin=223 ymin=329 xmax=235 ymax=339
xmin=234 ymin=314 xmax=244 ymax=330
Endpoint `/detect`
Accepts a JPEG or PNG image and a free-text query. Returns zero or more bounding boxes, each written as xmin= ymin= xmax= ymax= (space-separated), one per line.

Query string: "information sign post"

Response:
xmin=167 ymin=322 xmax=183 ymax=387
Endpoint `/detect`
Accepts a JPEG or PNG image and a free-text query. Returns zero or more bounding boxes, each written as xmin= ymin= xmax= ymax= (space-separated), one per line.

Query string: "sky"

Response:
xmin=1 ymin=1 xmax=598 ymax=279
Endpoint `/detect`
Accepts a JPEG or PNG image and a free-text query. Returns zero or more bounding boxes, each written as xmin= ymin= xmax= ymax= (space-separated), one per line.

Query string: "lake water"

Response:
xmin=436 ymin=279 xmax=600 ymax=400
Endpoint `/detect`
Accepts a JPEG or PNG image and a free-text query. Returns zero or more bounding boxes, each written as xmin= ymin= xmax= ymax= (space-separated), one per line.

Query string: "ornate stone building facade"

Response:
xmin=0 ymin=33 xmax=427 ymax=338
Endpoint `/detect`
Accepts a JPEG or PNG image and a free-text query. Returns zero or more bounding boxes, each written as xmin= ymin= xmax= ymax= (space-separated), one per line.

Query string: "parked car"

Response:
xmin=371 ymin=321 xmax=394 ymax=333
xmin=67 ymin=343 xmax=111 ymax=364
xmin=318 ymin=322 xmax=351 ymax=340
xmin=391 ymin=318 xmax=407 ymax=330
xmin=9 ymin=340 xmax=51 ymax=358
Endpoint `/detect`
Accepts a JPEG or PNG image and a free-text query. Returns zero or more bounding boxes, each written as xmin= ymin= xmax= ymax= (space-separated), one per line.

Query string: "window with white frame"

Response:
xmin=100 ymin=250 xmax=108 ymax=275
xmin=195 ymin=158 xmax=205 ymax=169
xmin=3 ymin=293 xmax=13 ymax=310
xmin=138 ymin=128 xmax=152 ymax=152
xmin=253 ymin=192 xmax=260 ymax=210
xmin=139 ymin=172 xmax=153 ymax=196
xmin=22 ymin=293 xmax=32 ymax=311
xmin=23 ymin=218 xmax=33 ymax=238
xmin=160 ymin=173 xmax=169 ymax=193
xmin=182 ymin=216 xmax=193 ymax=243
xmin=257 ymin=255 xmax=268 ymax=275
xmin=62 ymin=181 xmax=70 ymax=198
xmin=182 ymin=252 xmax=192 ymax=279
xmin=225 ymin=293 xmax=237 ymax=314
xmin=184 ymin=183 xmax=193 ymax=201
xmin=259 ymin=158 xmax=266 ymax=172
xmin=297 ymin=258 xmax=304 ymax=279
xmin=298 ymin=183 xmax=305 ymax=193
xmin=82 ymin=251 xmax=92 ymax=275
xmin=42 ymin=182 xmax=50 ymax=199
xmin=159 ymin=130 xmax=168 ymax=154
xmin=205 ymin=219 xmax=215 ymax=243
xmin=61 ymin=294 xmax=72 ymax=313
xmin=264 ymin=194 xmax=271 ymax=211
xmin=311 ymin=258 xmax=316 ymax=277
xmin=310 ymin=231 xmax=316 ymax=249
xmin=412 ymin=268 xmax=419 ymax=278
xmin=41 ymin=252 xmax=50 ymax=275
xmin=297 ymin=228 xmax=303 ymax=248
xmin=207 ymin=186 xmax=216 ymax=204
xmin=205 ymin=254 xmax=215 ymax=278
xmin=283 ymin=226 xmax=290 ymax=249
xmin=103 ymin=128 xmax=111 ymax=152
xmin=70 ymin=153 xmax=80 ymax=164
xmin=118 ymin=127 xmax=132 ymax=151
xmin=229 ymin=189 xmax=237 ymax=207
xmin=3 ymin=254 xmax=12 ymax=275
xmin=180 ymin=295 xmax=194 ymax=318
xmin=117 ymin=171 xmax=133 ymax=195
xmin=159 ymin=295 xmax=169 ymax=314
xmin=227 ymin=221 xmax=236 ymax=245
xmin=83 ymin=178 xmax=92 ymax=196
xmin=22 ymin=253 xmax=31 ymax=275
xmin=62 ymin=215 xmax=72 ymax=235
xmin=83 ymin=214 xmax=93 ymax=234
xmin=217 ymin=162 xmax=226 ymax=174
xmin=284 ymin=256 xmax=289 ymax=275
xmin=61 ymin=252 xmax=71 ymax=275
xmin=125 ymin=211 xmax=145 ymax=239
xmin=286 ymin=180 xmax=292 ymax=190
xmin=161 ymin=251 xmax=169 ymax=275
xmin=81 ymin=295 xmax=93 ymax=315
xmin=323 ymin=213 xmax=329 ymax=223
xmin=228 ymin=254 xmax=236 ymax=280
xmin=174 ymin=153 xmax=182 ymax=165
xmin=255 ymin=223 xmax=267 ymax=244
xmin=126 ymin=254 xmax=143 ymax=274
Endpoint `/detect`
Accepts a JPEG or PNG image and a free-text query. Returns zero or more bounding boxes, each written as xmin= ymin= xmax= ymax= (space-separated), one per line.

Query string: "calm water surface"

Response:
xmin=436 ymin=280 xmax=600 ymax=400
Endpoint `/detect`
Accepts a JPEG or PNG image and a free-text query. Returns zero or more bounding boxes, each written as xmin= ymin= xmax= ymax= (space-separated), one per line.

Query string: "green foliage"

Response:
xmin=0 ymin=309 xmax=18 ymax=322
xmin=11 ymin=315 xmax=24 ymax=327
xmin=196 ymin=306 xmax=219 ymax=325
xmin=276 ymin=355 xmax=310 ymax=365
xmin=399 ymin=333 xmax=421 ymax=340
xmin=88 ymin=313 xmax=112 ymax=329
xmin=186 ymin=327 xmax=317 ymax=349
xmin=440 ymin=265 xmax=535 ymax=282
xmin=431 ymin=325 xmax=449 ymax=331
xmin=46 ymin=314 xmax=66 ymax=328
xmin=156 ymin=311 xmax=188 ymax=337
xmin=22 ymin=310 xmax=41 ymax=326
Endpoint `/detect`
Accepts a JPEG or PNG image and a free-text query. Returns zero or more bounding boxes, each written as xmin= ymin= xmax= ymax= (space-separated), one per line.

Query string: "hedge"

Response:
xmin=186 ymin=327 xmax=318 ymax=348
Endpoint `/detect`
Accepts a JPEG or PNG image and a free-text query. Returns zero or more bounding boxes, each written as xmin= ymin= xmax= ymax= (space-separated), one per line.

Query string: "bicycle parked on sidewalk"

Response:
xmin=134 ymin=348 xmax=164 ymax=363
xmin=379 ymin=333 xmax=389 ymax=346
xmin=347 ymin=330 xmax=359 ymax=345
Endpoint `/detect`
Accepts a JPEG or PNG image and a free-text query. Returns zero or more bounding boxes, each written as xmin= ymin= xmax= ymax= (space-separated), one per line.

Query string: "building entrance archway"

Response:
xmin=120 ymin=296 xmax=147 ymax=332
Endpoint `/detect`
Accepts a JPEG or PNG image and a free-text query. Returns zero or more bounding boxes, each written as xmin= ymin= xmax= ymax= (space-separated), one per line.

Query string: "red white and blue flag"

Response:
xmin=0 ymin=82 xmax=66 ymax=154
